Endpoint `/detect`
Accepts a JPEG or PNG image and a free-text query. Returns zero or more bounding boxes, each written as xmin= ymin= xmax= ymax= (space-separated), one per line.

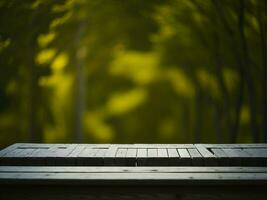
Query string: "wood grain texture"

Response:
xmin=1 ymin=143 xmax=267 ymax=167
xmin=1 ymin=143 xmax=267 ymax=199
xmin=137 ymin=148 xmax=147 ymax=166
xmin=1 ymin=166 xmax=267 ymax=185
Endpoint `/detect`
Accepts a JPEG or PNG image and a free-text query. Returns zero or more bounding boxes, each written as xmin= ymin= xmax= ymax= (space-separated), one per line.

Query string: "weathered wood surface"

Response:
xmin=1 ymin=143 xmax=267 ymax=166
xmin=1 ymin=144 xmax=267 ymax=200
xmin=0 ymin=166 xmax=267 ymax=185
xmin=1 ymin=167 xmax=267 ymax=199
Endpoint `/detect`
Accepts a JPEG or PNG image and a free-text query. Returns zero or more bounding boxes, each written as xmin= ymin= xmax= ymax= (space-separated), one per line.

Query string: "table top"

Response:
xmin=1 ymin=143 xmax=267 ymax=187
xmin=0 ymin=143 xmax=267 ymax=166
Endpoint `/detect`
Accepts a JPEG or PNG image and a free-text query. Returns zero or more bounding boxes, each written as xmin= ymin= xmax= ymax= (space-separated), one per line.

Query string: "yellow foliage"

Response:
xmin=197 ymin=69 xmax=220 ymax=97
xmin=31 ymin=0 xmax=43 ymax=9
xmin=36 ymin=49 xmax=56 ymax=65
xmin=42 ymin=73 xmax=73 ymax=142
xmin=50 ymin=12 xmax=72 ymax=28
xmin=107 ymin=88 xmax=147 ymax=115
xmin=51 ymin=52 xmax=69 ymax=72
xmin=0 ymin=38 xmax=10 ymax=53
xmin=240 ymin=106 xmax=250 ymax=125
xmin=153 ymin=6 xmax=176 ymax=41
xmin=83 ymin=111 xmax=114 ymax=142
xmin=110 ymin=50 xmax=159 ymax=85
xmin=38 ymin=51 xmax=73 ymax=142
xmin=44 ymin=126 xmax=63 ymax=143
xmin=166 ymin=68 xmax=195 ymax=98
xmin=37 ymin=32 xmax=56 ymax=47
xmin=152 ymin=4 xmax=192 ymax=45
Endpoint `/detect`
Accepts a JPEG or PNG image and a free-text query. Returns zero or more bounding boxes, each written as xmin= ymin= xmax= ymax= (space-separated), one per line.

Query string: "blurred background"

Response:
xmin=0 ymin=0 xmax=266 ymax=148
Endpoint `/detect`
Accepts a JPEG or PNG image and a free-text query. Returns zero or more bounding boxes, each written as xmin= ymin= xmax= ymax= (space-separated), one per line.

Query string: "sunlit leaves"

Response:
xmin=36 ymin=48 xmax=56 ymax=65
xmin=42 ymin=71 xmax=73 ymax=142
xmin=50 ymin=11 xmax=72 ymax=29
xmin=1 ymin=0 xmax=266 ymax=145
xmin=51 ymin=52 xmax=68 ymax=72
xmin=166 ymin=68 xmax=195 ymax=98
xmin=38 ymin=31 xmax=56 ymax=47
xmin=110 ymin=50 xmax=159 ymax=85
xmin=83 ymin=111 xmax=114 ymax=142
xmin=106 ymin=88 xmax=147 ymax=115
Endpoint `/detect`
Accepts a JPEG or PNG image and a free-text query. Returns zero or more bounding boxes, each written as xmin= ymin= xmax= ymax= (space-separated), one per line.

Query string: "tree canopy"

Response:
xmin=0 ymin=0 xmax=266 ymax=147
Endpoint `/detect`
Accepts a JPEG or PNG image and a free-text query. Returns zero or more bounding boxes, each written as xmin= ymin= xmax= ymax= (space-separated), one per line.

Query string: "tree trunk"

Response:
xmin=212 ymin=31 xmax=231 ymax=142
xmin=29 ymin=49 xmax=42 ymax=142
xmin=257 ymin=2 xmax=267 ymax=142
xmin=238 ymin=0 xmax=260 ymax=142
xmin=29 ymin=10 xmax=42 ymax=143
xmin=74 ymin=21 xmax=86 ymax=143
xmin=212 ymin=0 xmax=244 ymax=143
xmin=194 ymin=90 xmax=203 ymax=143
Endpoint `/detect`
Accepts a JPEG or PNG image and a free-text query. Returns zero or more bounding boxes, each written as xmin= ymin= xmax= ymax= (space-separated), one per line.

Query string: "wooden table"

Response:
xmin=1 ymin=143 xmax=267 ymax=199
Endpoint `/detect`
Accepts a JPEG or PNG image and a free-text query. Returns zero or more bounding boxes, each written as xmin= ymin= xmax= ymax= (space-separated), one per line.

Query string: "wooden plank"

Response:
xmin=1 ymin=143 xmax=267 ymax=167
xmin=2 ymin=148 xmax=24 ymax=157
xmin=222 ymin=148 xmax=251 ymax=166
xmin=14 ymin=143 xmax=57 ymax=148
xmin=26 ymin=148 xmax=49 ymax=166
xmin=177 ymin=149 xmax=191 ymax=165
xmin=137 ymin=148 xmax=147 ymax=166
xmin=92 ymin=148 xmax=106 ymax=166
xmin=243 ymin=148 xmax=267 ymax=166
xmin=125 ymin=148 xmax=136 ymax=166
xmin=1 ymin=148 xmax=25 ymax=166
xmin=1 ymin=171 xmax=267 ymax=185
xmin=0 ymin=143 xmax=23 ymax=158
xmin=12 ymin=144 xmax=76 ymax=166
xmin=10 ymin=148 xmax=38 ymax=166
xmin=204 ymin=144 xmax=267 ymax=148
xmin=67 ymin=145 xmax=87 ymax=165
xmin=104 ymin=145 xmax=118 ymax=166
xmin=147 ymin=149 xmax=157 ymax=157
xmin=2 ymin=166 xmax=267 ymax=173
xmin=33 ymin=144 xmax=74 ymax=165
xmin=195 ymin=144 xmax=217 ymax=166
xmin=132 ymin=144 xmax=195 ymax=149
xmin=37 ymin=145 xmax=58 ymax=165
xmin=167 ymin=148 xmax=180 ymax=166
xmin=147 ymin=149 xmax=157 ymax=165
xmin=77 ymin=148 xmax=99 ymax=166
xmin=115 ymin=148 xmax=127 ymax=165
xmin=40 ymin=144 xmax=77 ymax=165
xmin=188 ymin=148 xmax=203 ymax=166
xmin=88 ymin=144 xmax=110 ymax=148
xmin=94 ymin=148 xmax=107 ymax=157
xmin=244 ymin=148 xmax=267 ymax=157
xmin=211 ymin=148 xmax=229 ymax=166
xmin=157 ymin=148 xmax=168 ymax=166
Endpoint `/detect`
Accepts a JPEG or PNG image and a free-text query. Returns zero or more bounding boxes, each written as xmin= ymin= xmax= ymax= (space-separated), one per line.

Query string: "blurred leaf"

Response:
xmin=107 ymin=88 xmax=147 ymax=115
xmin=36 ymin=48 xmax=56 ymax=65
